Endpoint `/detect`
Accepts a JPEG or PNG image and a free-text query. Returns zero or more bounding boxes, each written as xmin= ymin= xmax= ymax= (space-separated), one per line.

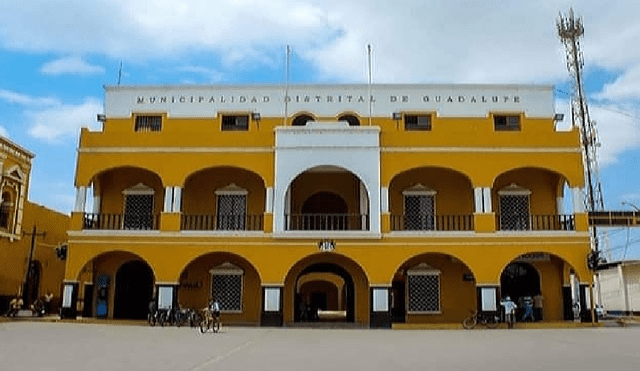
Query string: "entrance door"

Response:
xmin=295 ymin=263 xmax=355 ymax=323
xmin=114 ymin=261 xmax=154 ymax=319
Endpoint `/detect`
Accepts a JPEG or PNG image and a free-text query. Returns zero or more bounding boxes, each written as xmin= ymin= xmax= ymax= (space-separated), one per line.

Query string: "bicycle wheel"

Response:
xmin=462 ymin=315 xmax=477 ymax=329
xmin=147 ymin=312 xmax=156 ymax=326
xmin=212 ymin=318 xmax=220 ymax=333
xmin=199 ymin=317 xmax=209 ymax=333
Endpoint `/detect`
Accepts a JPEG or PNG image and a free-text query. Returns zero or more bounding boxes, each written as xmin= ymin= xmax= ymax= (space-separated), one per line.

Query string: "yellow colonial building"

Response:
xmin=64 ymin=84 xmax=593 ymax=327
xmin=0 ymin=136 xmax=69 ymax=314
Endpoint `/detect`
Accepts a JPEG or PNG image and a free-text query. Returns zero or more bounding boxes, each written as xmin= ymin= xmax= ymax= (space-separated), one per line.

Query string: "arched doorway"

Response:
xmin=294 ymin=263 xmax=355 ymax=323
xmin=501 ymin=262 xmax=541 ymax=319
xmin=114 ymin=260 xmax=154 ymax=319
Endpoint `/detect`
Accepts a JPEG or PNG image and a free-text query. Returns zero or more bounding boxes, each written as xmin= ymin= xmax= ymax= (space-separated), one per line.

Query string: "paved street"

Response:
xmin=1 ymin=321 xmax=639 ymax=371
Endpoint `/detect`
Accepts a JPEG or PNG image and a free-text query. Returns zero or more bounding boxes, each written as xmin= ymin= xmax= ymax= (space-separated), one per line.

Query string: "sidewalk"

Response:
xmin=2 ymin=314 xmax=615 ymax=329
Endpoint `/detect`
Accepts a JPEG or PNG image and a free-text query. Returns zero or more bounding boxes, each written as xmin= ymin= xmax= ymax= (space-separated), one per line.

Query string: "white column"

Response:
xmin=474 ymin=187 xmax=483 ymax=213
xmin=163 ymin=186 xmax=173 ymax=212
xmin=92 ymin=195 xmax=101 ymax=214
xmin=265 ymin=187 xmax=273 ymax=213
xmin=556 ymin=196 xmax=565 ymax=215
xmin=381 ymin=187 xmax=389 ymax=213
xmin=482 ymin=187 xmax=492 ymax=213
xmin=172 ymin=186 xmax=182 ymax=212
xmin=572 ymin=188 xmax=585 ymax=213
xmin=74 ymin=186 xmax=87 ymax=212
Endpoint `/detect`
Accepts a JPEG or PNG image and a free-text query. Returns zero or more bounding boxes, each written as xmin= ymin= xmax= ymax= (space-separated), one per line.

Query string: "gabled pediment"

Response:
xmin=122 ymin=183 xmax=155 ymax=195
xmin=498 ymin=183 xmax=531 ymax=196
xmin=209 ymin=262 xmax=244 ymax=275
xmin=407 ymin=262 xmax=441 ymax=275
xmin=4 ymin=165 xmax=25 ymax=183
xmin=403 ymin=183 xmax=437 ymax=196
xmin=215 ymin=183 xmax=248 ymax=196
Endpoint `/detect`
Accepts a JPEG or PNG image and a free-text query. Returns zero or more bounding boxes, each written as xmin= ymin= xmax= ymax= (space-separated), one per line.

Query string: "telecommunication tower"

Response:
xmin=557 ymin=9 xmax=605 ymax=261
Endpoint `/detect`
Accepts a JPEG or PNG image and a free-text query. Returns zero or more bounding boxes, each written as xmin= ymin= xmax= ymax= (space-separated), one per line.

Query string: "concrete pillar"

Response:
xmin=74 ymin=186 xmax=87 ymax=213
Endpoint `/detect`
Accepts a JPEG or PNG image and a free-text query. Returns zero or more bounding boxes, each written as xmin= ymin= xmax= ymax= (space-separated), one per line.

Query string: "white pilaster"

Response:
xmin=163 ymin=186 xmax=173 ymax=212
xmin=482 ymin=187 xmax=492 ymax=213
xmin=74 ymin=186 xmax=87 ymax=213
xmin=556 ymin=196 xmax=565 ymax=215
xmin=474 ymin=187 xmax=483 ymax=213
xmin=381 ymin=187 xmax=389 ymax=213
xmin=172 ymin=186 xmax=182 ymax=212
xmin=572 ymin=188 xmax=585 ymax=213
xmin=265 ymin=187 xmax=273 ymax=213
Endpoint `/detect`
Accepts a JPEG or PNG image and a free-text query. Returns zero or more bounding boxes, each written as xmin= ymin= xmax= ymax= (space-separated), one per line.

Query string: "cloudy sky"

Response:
xmin=1 ymin=0 xmax=639 ymax=259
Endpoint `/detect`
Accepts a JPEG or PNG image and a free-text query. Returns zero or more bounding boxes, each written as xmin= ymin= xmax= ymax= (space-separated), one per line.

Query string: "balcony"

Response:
xmin=181 ymin=214 xmax=263 ymax=231
xmin=83 ymin=213 xmax=159 ymax=230
xmin=285 ymin=214 xmax=370 ymax=231
xmin=390 ymin=214 xmax=474 ymax=231
xmin=496 ymin=214 xmax=575 ymax=231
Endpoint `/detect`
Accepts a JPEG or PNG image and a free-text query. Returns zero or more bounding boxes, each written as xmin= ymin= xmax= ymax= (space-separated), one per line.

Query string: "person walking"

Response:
xmin=501 ymin=296 xmax=517 ymax=329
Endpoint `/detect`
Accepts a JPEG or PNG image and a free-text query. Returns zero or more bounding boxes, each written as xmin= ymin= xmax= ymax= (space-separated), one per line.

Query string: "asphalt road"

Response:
xmin=0 ymin=322 xmax=638 ymax=371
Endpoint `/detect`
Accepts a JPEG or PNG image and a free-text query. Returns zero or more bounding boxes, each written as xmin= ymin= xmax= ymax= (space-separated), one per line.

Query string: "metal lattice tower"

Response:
xmin=557 ymin=9 xmax=605 ymax=254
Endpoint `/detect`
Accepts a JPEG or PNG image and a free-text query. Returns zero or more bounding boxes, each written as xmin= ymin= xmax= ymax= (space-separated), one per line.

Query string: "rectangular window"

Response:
xmin=404 ymin=115 xmax=431 ymax=131
xmin=123 ymin=194 xmax=154 ymax=230
xmin=217 ymin=194 xmax=247 ymax=230
xmin=494 ymin=115 xmax=520 ymax=131
xmin=499 ymin=194 xmax=530 ymax=230
xmin=212 ymin=274 xmax=243 ymax=312
xmin=221 ymin=115 xmax=249 ymax=131
xmin=407 ymin=274 xmax=440 ymax=313
xmin=135 ymin=115 xmax=162 ymax=132
xmin=404 ymin=194 xmax=435 ymax=230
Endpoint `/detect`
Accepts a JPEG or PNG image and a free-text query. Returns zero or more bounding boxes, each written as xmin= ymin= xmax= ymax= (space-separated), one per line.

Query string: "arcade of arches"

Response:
xmin=68 ymin=250 xmax=586 ymax=326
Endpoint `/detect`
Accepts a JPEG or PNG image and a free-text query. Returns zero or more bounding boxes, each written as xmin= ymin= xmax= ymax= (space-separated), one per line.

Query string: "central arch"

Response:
xmin=295 ymin=263 xmax=355 ymax=323
xmin=283 ymin=253 xmax=369 ymax=326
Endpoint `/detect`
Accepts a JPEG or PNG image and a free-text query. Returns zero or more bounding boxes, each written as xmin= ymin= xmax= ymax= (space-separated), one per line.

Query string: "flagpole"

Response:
xmin=284 ymin=45 xmax=291 ymax=126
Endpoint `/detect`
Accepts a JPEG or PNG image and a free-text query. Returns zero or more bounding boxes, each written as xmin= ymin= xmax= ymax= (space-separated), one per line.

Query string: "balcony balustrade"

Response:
xmin=390 ymin=214 xmax=474 ymax=231
xmin=496 ymin=214 xmax=575 ymax=231
xmin=181 ymin=214 xmax=263 ymax=231
xmin=285 ymin=213 xmax=370 ymax=231
xmin=83 ymin=213 xmax=159 ymax=230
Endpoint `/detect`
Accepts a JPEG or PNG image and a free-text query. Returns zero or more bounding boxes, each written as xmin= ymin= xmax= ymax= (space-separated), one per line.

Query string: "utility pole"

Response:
xmin=557 ymin=8 xmax=605 ymax=324
xmin=20 ymin=225 xmax=46 ymax=304
xmin=557 ymin=9 xmax=605 ymax=253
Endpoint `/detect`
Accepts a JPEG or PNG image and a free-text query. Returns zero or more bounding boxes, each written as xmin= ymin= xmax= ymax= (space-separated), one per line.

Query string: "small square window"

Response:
xmin=405 ymin=115 xmax=431 ymax=131
xmin=135 ymin=115 xmax=162 ymax=132
xmin=222 ymin=115 xmax=249 ymax=131
xmin=494 ymin=115 xmax=520 ymax=131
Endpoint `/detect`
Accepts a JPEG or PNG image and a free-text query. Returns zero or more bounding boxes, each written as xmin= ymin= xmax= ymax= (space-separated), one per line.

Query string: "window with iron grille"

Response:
xmin=123 ymin=194 xmax=154 ymax=229
xmin=405 ymin=114 xmax=431 ymax=131
xmin=494 ymin=115 xmax=520 ymax=131
xmin=216 ymin=194 xmax=247 ymax=230
xmin=211 ymin=273 xmax=243 ymax=312
xmin=135 ymin=115 xmax=162 ymax=132
xmin=404 ymin=194 xmax=435 ymax=230
xmin=499 ymin=194 xmax=530 ymax=230
xmin=221 ymin=115 xmax=249 ymax=131
xmin=407 ymin=274 xmax=440 ymax=313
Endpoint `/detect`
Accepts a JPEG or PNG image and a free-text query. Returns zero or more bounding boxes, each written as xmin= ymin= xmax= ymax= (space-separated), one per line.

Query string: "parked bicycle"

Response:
xmin=462 ymin=309 xmax=500 ymax=329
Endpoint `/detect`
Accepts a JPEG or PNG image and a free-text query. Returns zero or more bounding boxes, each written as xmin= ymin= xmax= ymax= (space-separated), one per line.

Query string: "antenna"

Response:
xmin=117 ymin=62 xmax=123 ymax=85
xmin=557 ymin=8 xmax=605 ymax=255
xmin=284 ymin=46 xmax=291 ymax=126
xmin=367 ymin=44 xmax=373 ymax=126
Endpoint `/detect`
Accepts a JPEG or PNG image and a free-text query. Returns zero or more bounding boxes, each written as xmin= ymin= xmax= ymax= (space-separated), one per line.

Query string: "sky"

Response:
xmin=0 ymin=0 xmax=639 ymax=260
